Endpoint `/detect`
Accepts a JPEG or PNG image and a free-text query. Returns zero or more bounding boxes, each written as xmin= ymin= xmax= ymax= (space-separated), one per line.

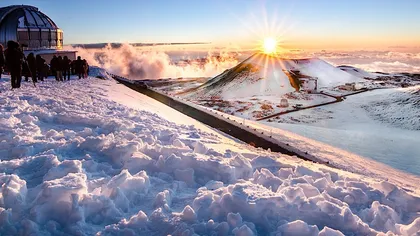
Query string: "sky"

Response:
xmin=2 ymin=0 xmax=420 ymax=50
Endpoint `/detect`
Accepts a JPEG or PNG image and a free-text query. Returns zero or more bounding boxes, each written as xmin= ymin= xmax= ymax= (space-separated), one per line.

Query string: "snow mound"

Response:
xmin=88 ymin=66 xmax=113 ymax=80
xmin=184 ymin=53 xmax=363 ymax=100
xmin=0 ymin=75 xmax=419 ymax=235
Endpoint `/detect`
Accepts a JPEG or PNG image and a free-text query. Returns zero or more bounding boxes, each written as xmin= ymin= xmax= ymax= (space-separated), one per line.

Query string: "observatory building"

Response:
xmin=0 ymin=5 xmax=76 ymax=61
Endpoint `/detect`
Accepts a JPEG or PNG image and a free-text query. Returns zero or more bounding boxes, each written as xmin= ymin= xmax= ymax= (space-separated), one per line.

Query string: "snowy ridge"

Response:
xmin=0 ymin=76 xmax=420 ymax=235
xmin=185 ymin=53 xmax=364 ymax=100
xmin=337 ymin=65 xmax=379 ymax=79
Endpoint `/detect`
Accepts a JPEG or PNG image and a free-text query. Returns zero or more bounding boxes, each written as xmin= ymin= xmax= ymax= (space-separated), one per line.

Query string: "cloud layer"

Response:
xmin=292 ymin=50 xmax=420 ymax=73
xmin=69 ymin=44 xmax=420 ymax=77
xmin=71 ymin=44 xmax=239 ymax=79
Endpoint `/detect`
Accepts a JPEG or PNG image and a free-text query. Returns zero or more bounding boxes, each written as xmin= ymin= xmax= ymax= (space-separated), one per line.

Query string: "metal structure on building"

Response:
xmin=0 ymin=5 xmax=63 ymax=49
xmin=0 ymin=5 xmax=76 ymax=60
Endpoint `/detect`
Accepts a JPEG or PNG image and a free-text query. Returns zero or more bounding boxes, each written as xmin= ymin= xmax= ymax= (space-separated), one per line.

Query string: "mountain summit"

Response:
xmin=184 ymin=53 xmax=363 ymax=99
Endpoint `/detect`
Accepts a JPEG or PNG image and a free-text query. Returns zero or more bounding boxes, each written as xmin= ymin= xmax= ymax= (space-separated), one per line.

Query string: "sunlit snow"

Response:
xmin=0 ymin=72 xmax=419 ymax=235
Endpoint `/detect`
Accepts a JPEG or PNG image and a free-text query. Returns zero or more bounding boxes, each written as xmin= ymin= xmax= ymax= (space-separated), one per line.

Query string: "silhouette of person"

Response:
xmin=75 ymin=56 xmax=83 ymax=79
xmin=82 ymin=59 xmax=89 ymax=78
xmin=56 ymin=56 xmax=64 ymax=81
xmin=0 ymin=44 xmax=4 ymax=80
xmin=4 ymin=41 xmax=24 ymax=89
xmin=50 ymin=55 xmax=58 ymax=80
xmin=27 ymin=52 xmax=37 ymax=83
xmin=36 ymin=55 xmax=46 ymax=81
xmin=62 ymin=56 xmax=71 ymax=80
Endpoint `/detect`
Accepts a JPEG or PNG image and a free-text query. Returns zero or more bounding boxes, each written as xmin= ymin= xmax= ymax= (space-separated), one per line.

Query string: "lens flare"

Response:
xmin=263 ymin=37 xmax=277 ymax=54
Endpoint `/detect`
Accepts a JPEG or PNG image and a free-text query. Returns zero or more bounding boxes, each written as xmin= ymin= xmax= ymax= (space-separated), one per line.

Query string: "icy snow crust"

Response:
xmin=187 ymin=53 xmax=363 ymax=100
xmin=1 ymin=76 xmax=420 ymax=235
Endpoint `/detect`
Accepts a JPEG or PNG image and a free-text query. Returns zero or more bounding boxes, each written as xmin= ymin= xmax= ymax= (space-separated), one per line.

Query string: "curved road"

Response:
xmin=256 ymin=89 xmax=370 ymax=121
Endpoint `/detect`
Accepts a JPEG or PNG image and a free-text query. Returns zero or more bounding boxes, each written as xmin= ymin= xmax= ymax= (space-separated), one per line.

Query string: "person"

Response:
xmin=42 ymin=62 xmax=49 ymax=80
xmin=71 ymin=60 xmax=76 ymax=75
xmin=22 ymin=56 xmax=30 ymax=82
xmin=50 ymin=55 xmax=58 ymax=80
xmin=4 ymin=41 xmax=24 ymax=89
xmin=0 ymin=44 xmax=4 ymax=79
xmin=36 ymin=55 xmax=46 ymax=81
xmin=62 ymin=56 xmax=71 ymax=80
xmin=56 ymin=56 xmax=63 ymax=81
xmin=75 ymin=56 xmax=83 ymax=79
xmin=82 ymin=59 xmax=89 ymax=78
xmin=26 ymin=53 xmax=37 ymax=83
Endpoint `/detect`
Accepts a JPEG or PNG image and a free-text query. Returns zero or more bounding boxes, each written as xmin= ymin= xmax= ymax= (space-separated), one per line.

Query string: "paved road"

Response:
xmin=257 ymin=89 xmax=370 ymax=121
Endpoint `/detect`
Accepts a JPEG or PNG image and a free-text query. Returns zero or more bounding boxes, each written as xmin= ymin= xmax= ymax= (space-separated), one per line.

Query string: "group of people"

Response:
xmin=0 ymin=40 xmax=90 ymax=89
xmin=23 ymin=52 xmax=48 ymax=83
xmin=50 ymin=55 xmax=89 ymax=81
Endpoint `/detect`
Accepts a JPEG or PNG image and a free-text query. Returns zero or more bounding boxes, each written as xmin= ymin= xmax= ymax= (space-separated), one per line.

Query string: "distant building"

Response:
xmin=337 ymin=82 xmax=356 ymax=91
xmin=0 ymin=5 xmax=76 ymax=61
xmin=279 ymin=98 xmax=289 ymax=107
xmin=299 ymin=77 xmax=318 ymax=93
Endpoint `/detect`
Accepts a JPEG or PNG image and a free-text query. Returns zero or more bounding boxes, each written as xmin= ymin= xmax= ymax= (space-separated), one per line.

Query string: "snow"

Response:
xmin=363 ymin=85 xmax=420 ymax=130
xmin=190 ymin=105 xmax=420 ymax=195
xmin=0 ymin=74 xmax=420 ymax=235
xmin=191 ymin=93 xmax=336 ymax=120
xmin=337 ymin=65 xmax=380 ymax=79
xmin=266 ymin=88 xmax=420 ymax=176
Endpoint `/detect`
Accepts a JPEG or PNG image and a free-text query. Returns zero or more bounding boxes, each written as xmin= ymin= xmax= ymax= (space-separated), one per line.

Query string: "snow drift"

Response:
xmin=0 ymin=75 xmax=419 ymax=235
xmin=184 ymin=53 xmax=364 ymax=100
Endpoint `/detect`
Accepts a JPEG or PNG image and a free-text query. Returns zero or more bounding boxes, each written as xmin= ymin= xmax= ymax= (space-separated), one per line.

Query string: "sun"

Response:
xmin=263 ymin=37 xmax=277 ymax=54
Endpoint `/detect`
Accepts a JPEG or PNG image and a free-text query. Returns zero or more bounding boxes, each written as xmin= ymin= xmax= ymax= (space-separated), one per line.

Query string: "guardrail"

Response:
xmin=108 ymin=73 xmax=330 ymax=165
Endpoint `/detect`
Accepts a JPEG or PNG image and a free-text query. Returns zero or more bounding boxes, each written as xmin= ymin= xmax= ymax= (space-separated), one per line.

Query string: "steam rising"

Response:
xmin=71 ymin=44 xmax=239 ymax=79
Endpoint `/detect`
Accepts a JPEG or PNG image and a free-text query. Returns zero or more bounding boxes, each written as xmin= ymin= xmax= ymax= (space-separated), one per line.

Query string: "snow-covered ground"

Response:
xmin=1 ymin=74 xmax=420 ymax=235
xmin=362 ymin=85 xmax=420 ymax=130
xmin=193 ymin=93 xmax=335 ymax=120
xmin=268 ymin=88 xmax=420 ymax=176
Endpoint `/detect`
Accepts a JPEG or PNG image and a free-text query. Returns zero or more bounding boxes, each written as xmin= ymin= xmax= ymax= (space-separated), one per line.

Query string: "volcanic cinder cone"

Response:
xmin=184 ymin=53 xmax=363 ymax=100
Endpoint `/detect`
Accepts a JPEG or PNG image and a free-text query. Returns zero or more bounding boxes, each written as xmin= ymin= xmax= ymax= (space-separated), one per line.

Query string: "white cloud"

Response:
xmin=67 ymin=44 xmax=239 ymax=79
xmin=352 ymin=61 xmax=420 ymax=73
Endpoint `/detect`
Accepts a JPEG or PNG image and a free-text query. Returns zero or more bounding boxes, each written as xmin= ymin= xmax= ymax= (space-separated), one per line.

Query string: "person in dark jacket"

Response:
xmin=0 ymin=44 xmax=5 ymax=79
xmin=75 ymin=56 xmax=83 ymax=79
xmin=36 ymin=55 xmax=46 ymax=81
xmin=71 ymin=60 xmax=76 ymax=75
xmin=4 ymin=41 xmax=24 ymax=89
xmin=42 ymin=63 xmax=49 ymax=80
xmin=62 ymin=56 xmax=71 ymax=80
xmin=22 ymin=56 xmax=30 ymax=82
xmin=56 ymin=56 xmax=63 ymax=81
xmin=50 ymin=55 xmax=58 ymax=80
xmin=26 ymin=53 xmax=37 ymax=83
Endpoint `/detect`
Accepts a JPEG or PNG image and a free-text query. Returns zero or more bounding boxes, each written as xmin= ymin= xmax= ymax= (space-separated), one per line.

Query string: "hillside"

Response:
xmin=184 ymin=53 xmax=363 ymax=100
